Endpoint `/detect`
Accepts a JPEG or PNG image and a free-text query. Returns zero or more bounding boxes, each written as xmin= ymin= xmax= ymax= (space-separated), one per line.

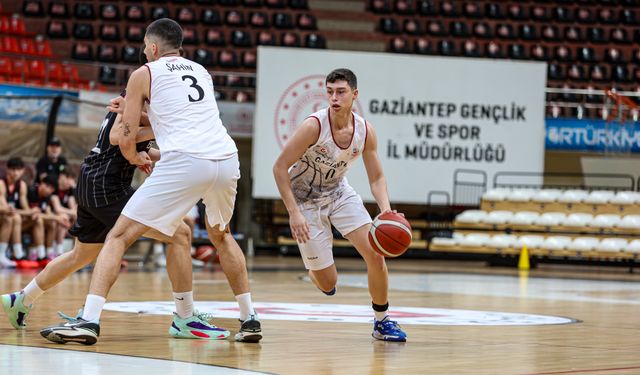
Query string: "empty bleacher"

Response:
xmin=432 ymin=187 xmax=640 ymax=262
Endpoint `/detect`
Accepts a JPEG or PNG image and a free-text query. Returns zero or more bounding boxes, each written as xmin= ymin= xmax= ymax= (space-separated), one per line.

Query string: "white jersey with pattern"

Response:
xmin=145 ymin=56 xmax=237 ymax=160
xmin=289 ymin=107 xmax=367 ymax=205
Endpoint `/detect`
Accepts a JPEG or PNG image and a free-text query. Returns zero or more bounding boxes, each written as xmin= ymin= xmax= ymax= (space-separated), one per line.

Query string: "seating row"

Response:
xmin=483 ymin=188 xmax=640 ymax=204
xmin=455 ymin=210 xmax=640 ymax=232
xmin=431 ymin=233 xmax=640 ymax=257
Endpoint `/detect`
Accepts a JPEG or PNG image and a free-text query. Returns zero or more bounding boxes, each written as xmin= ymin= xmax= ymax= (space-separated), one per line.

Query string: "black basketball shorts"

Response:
xmin=69 ymin=191 xmax=134 ymax=244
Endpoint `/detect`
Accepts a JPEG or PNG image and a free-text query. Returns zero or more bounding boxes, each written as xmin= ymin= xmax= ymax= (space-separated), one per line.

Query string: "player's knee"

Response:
xmin=174 ymin=222 xmax=192 ymax=245
xmin=206 ymin=226 xmax=227 ymax=247
xmin=11 ymin=213 xmax=21 ymax=224
xmin=365 ymin=250 xmax=387 ymax=271
xmin=314 ymin=273 xmax=337 ymax=291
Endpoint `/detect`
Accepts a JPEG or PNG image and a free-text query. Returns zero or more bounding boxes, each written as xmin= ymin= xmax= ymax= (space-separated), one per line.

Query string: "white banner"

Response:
xmin=253 ymin=47 xmax=547 ymax=204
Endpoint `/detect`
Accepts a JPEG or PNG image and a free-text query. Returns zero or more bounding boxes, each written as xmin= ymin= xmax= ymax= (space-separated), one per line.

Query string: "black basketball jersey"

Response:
xmin=77 ymin=111 xmax=151 ymax=208
xmin=57 ymin=188 xmax=74 ymax=208
xmin=4 ymin=178 xmax=22 ymax=209
xmin=27 ymin=184 xmax=51 ymax=213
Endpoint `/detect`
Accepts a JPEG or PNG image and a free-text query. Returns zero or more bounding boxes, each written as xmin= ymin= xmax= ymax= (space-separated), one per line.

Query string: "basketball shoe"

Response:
xmin=372 ymin=316 xmax=407 ymax=342
xmin=235 ymin=314 xmax=262 ymax=343
xmin=40 ymin=318 xmax=100 ymax=345
xmin=169 ymin=311 xmax=230 ymax=340
xmin=1 ymin=291 xmax=32 ymax=329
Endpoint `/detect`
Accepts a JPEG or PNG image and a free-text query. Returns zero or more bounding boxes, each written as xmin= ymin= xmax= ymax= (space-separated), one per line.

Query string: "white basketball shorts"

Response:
xmin=122 ymin=151 xmax=239 ymax=236
xmin=297 ymin=186 xmax=372 ymax=271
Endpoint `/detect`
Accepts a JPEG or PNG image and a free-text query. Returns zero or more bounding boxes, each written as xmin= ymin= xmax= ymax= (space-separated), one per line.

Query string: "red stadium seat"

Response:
xmin=2 ymin=36 xmax=20 ymax=54
xmin=0 ymin=57 xmax=13 ymax=79
xmin=19 ymin=38 xmax=36 ymax=55
xmin=10 ymin=59 xmax=26 ymax=80
xmin=46 ymin=62 xmax=64 ymax=82
xmin=0 ymin=16 xmax=9 ymax=33
xmin=10 ymin=16 xmax=27 ymax=35
xmin=27 ymin=59 xmax=46 ymax=80
xmin=35 ymin=37 xmax=52 ymax=57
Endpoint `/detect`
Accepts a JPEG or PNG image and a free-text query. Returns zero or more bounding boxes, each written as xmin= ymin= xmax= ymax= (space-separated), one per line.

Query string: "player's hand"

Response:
xmin=31 ymin=211 xmax=40 ymax=220
xmin=289 ymin=211 xmax=310 ymax=243
xmin=58 ymin=215 xmax=71 ymax=228
xmin=135 ymin=151 xmax=153 ymax=174
xmin=375 ymin=209 xmax=401 ymax=220
xmin=107 ymin=96 xmax=125 ymax=113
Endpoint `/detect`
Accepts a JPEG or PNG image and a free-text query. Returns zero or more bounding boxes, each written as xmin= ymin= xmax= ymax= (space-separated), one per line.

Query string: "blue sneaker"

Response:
xmin=169 ymin=311 xmax=230 ymax=340
xmin=1 ymin=291 xmax=32 ymax=330
xmin=372 ymin=316 xmax=407 ymax=342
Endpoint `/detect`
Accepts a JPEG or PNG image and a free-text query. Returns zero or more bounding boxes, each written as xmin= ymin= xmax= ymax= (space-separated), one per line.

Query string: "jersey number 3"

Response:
xmin=181 ymin=75 xmax=205 ymax=102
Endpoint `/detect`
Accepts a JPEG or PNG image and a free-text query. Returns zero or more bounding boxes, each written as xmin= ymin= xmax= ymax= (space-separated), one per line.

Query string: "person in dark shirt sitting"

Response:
xmin=27 ymin=174 xmax=69 ymax=264
xmin=36 ymin=137 xmax=68 ymax=182
xmin=50 ymin=170 xmax=77 ymax=257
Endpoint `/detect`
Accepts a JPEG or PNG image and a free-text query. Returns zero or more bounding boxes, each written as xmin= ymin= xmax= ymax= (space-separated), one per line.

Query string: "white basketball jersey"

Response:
xmin=289 ymin=108 xmax=367 ymax=205
xmin=145 ymin=56 xmax=237 ymax=159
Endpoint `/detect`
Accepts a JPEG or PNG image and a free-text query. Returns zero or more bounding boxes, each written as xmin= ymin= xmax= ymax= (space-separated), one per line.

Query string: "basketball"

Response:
xmin=368 ymin=212 xmax=412 ymax=258
xmin=193 ymin=245 xmax=216 ymax=263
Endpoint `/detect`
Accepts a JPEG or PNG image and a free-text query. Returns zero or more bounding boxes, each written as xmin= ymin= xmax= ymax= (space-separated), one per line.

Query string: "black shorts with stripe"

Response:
xmin=68 ymin=191 xmax=134 ymax=244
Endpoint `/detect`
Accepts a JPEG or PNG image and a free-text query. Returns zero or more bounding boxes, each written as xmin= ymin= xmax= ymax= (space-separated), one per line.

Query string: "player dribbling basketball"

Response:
xmin=273 ymin=68 xmax=407 ymax=342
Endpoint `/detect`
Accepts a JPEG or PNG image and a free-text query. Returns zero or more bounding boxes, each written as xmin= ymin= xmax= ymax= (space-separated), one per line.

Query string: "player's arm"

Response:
xmin=67 ymin=196 xmax=77 ymax=216
xmin=272 ymin=117 xmax=320 ymax=243
xmin=120 ymin=67 xmax=151 ymax=167
xmin=362 ymin=121 xmax=391 ymax=214
xmin=110 ymin=114 xmax=155 ymax=146
xmin=17 ymin=181 xmax=37 ymax=216
xmin=0 ymin=180 xmax=10 ymax=214
xmin=49 ymin=194 xmax=74 ymax=217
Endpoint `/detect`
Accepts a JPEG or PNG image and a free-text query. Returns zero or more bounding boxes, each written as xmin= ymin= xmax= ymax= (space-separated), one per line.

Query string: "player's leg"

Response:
xmin=43 ymin=218 xmax=57 ymax=261
xmin=297 ymin=203 xmax=337 ymax=295
xmin=28 ymin=215 xmax=46 ymax=261
xmin=201 ymin=154 xmax=260 ymax=342
xmin=3 ymin=204 xmax=109 ymax=330
xmin=40 ymin=216 xmax=148 ymax=345
xmin=8 ymin=213 xmax=24 ymax=261
xmin=0 ymin=214 xmax=16 ymax=267
xmin=344 ymin=224 xmax=388 ymax=306
xmin=55 ymin=220 xmax=67 ymax=256
xmin=143 ymin=224 xmax=230 ymax=340
xmin=2 ymin=240 xmax=102 ymax=330
xmin=334 ymin=193 xmax=406 ymax=342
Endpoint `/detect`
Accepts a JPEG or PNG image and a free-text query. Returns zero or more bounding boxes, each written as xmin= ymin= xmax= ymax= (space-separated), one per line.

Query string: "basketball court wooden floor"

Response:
xmin=2 ymin=255 xmax=640 ymax=375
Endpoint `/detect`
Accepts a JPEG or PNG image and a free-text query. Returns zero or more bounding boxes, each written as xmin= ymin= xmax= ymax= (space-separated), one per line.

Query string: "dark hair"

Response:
xmin=326 ymin=68 xmax=357 ymax=90
xmin=59 ymin=169 xmax=76 ymax=179
xmin=41 ymin=174 xmax=58 ymax=190
xmin=145 ymin=18 xmax=183 ymax=50
xmin=6 ymin=157 xmax=24 ymax=169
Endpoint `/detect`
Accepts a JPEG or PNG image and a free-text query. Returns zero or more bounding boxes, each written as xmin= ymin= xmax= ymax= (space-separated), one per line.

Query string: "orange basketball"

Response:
xmin=193 ymin=245 xmax=216 ymax=263
xmin=368 ymin=212 xmax=412 ymax=257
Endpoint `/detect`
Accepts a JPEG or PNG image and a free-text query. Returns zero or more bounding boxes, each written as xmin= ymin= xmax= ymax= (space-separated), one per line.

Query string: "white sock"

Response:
xmin=55 ymin=243 xmax=64 ymax=256
xmin=22 ymin=279 xmax=44 ymax=306
xmin=0 ymin=242 xmax=8 ymax=260
xmin=153 ymin=243 xmax=164 ymax=255
xmin=235 ymin=292 xmax=254 ymax=321
xmin=374 ymin=309 xmax=389 ymax=322
xmin=13 ymin=243 xmax=24 ymax=259
xmin=81 ymin=294 xmax=106 ymax=322
xmin=173 ymin=291 xmax=194 ymax=318
xmin=46 ymin=246 xmax=55 ymax=259
xmin=36 ymin=245 xmax=46 ymax=259
xmin=0 ymin=243 xmax=15 ymax=267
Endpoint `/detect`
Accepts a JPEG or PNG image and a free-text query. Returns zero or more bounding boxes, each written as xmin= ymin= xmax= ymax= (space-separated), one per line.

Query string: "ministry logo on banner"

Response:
xmin=104 ymin=301 xmax=576 ymax=326
xmin=273 ymin=75 xmax=364 ymax=148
